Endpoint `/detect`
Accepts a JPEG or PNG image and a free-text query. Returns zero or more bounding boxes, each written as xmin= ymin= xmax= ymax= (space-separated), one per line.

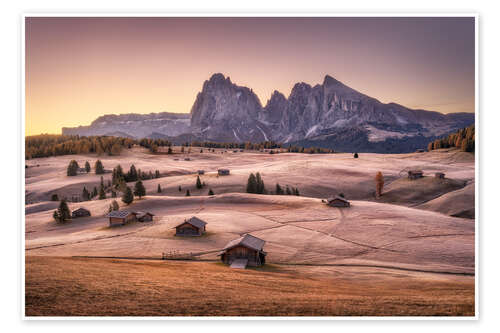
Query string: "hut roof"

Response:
xmin=106 ymin=210 xmax=136 ymax=218
xmin=327 ymin=196 xmax=349 ymax=203
xmin=174 ymin=216 xmax=207 ymax=229
xmin=72 ymin=207 xmax=90 ymax=213
xmin=136 ymin=211 xmax=154 ymax=219
xmin=222 ymin=234 xmax=265 ymax=252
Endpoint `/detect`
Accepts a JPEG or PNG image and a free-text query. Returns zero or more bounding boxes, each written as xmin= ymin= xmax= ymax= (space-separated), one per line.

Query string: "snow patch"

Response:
xmin=365 ymin=125 xmax=411 ymax=142
xmin=256 ymin=125 xmax=269 ymax=141
xmin=233 ymin=129 xmax=241 ymax=141
xmin=305 ymin=124 xmax=320 ymax=138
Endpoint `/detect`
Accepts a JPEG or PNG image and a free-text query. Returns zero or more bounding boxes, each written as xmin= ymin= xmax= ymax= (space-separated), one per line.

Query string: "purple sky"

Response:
xmin=26 ymin=16 xmax=475 ymax=135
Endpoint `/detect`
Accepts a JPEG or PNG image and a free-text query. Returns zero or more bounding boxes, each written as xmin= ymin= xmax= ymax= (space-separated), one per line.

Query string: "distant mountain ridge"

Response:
xmin=62 ymin=73 xmax=474 ymax=153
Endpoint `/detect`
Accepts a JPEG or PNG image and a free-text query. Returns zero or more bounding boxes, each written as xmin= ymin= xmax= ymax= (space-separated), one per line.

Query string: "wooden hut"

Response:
xmin=106 ymin=210 xmax=137 ymax=226
xmin=136 ymin=211 xmax=154 ymax=222
xmin=219 ymin=234 xmax=266 ymax=268
xmin=435 ymin=172 xmax=445 ymax=179
xmin=408 ymin=170 xmax=424 ymax=180
xmin=174 ymin=216 xmax=207 ymax=236
xmin=218 ymin=168 xmax=230 ymax=176
xmin=71 ymin=207 xmax=91 ymax=218
xmin=326 ymin=196 xmax=351 ymax=208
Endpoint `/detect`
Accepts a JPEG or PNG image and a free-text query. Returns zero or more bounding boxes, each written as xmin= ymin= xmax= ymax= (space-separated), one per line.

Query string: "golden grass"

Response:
xmin=25 ymin=256 xmax=474 ymax=317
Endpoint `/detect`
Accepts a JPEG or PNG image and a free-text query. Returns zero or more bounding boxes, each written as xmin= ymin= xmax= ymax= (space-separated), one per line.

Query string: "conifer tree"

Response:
xmin=133 ymin=180 xmax=146 ymax=199
xmin=82 ymin=186 xmax=90 ymax=201
xmin=185 ymin=189 xmax=191 ymax=196
xmin=208 ymin=188 xmax=214 ymax=195
xmin=98 ymin=184 xmax=106 ymax=200
xmin=178 ymin=185 xmax=182 ymax=192
xmin=111 ymin=190 xmax=117 ymax=198
xmin=122 ymin=186 xmax=134 ymax=205
xmin=91 ymin=186 xmax=98 ymax=198
xmin=354 ymin=152 xmax=359 ymax=158
xmin=155 ymin=170 xmax=160 ymax=178
xmin=196 ymin=175 xmax=203 ymax=189
xmin=111 ymin=199 xmax=119 ymax=211
xmin=67 ymin=160 xmax=79 ymax=176
xmin=54 ymin=199 xmax=71 ymax=223
xmin=95 ymin=160 xmax=105 ymax=174
xmin=246 ymin=173 xmax=257 ymax=193
xmin=157 ymin=184 xmax=162 ymax=193
xmin=85 ymin=161 xmax=91 ymax=173
xmin=294 ymin=187 xmax=300 ymax=196
xmin=275 ymin=183 xmax=284 ymax=195
xmin=255 ymin=172 xmax=265 ymax=194
xmin=286 ymin=185 xmax=292 ymax=195
xmin=127 ymin=164 xmax=138 ymax=182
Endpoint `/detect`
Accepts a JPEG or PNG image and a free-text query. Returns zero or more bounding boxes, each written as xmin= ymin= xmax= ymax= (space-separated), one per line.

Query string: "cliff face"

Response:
xmin=62 ymin=73 xmax=474 ymax=152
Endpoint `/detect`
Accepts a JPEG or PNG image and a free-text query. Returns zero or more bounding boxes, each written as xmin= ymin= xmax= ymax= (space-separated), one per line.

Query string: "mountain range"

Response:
xmin=62 ymin=73 xmax=474 ymax=153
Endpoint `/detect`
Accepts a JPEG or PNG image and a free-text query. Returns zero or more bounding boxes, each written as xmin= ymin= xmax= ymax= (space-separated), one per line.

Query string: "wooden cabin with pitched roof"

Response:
xmin=174 ymin=216 xmax=207 ymax=236
xmin=106 ymin=210 xmax=137 ymax=226
xmin=219 ymin=234 xmax=267 ymax=268
xmin=326 ymin=196 xmax=351 ymax=208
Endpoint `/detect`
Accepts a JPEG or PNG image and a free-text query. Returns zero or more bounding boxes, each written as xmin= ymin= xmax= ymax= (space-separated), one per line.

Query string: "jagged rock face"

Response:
xmin=62 ymin=73 xmax=474 ymax=152
xmin=190 ymin=73 xmax=269 ymax=142
xmin=62 ymin=112 xmax=190 ymax=138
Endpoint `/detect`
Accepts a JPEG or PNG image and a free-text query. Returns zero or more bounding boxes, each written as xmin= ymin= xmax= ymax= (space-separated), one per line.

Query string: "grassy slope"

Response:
xmin=25 ymin=256 xmax=474 ymax=317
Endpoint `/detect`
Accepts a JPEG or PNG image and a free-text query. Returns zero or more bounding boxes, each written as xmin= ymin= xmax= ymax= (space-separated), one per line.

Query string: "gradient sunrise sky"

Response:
xmin=25 ymin=17 xmax=475 ymax=136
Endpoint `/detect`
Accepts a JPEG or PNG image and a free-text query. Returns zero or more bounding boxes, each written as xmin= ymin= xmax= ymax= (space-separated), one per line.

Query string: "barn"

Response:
xmin=71 ymin=207 xmax=91 ymax=218
xmin=408 ymin=170 xmax=424 ymax=179
xmin=174 ymin=216 xmax=207 ymax=236
xmin=218 ymin=169 xmax=230 ymax=176
xmin=136 ymin=211 xmax=154 ymax=222
xmin=106 ymin=210 xmax=137 ymax=226
xmin=326 ymin=196 xmax=351 ymax=207
xmin=219 ymin=234 xmax=267 ymax=268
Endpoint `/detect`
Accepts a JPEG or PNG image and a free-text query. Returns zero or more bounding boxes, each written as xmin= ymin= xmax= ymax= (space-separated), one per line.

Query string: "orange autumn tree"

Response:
xmin=375 ymin=171 xmax=384 ymax=198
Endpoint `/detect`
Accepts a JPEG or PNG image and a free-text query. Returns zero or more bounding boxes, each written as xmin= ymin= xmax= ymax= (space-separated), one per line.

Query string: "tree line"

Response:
xmin=427 ymin=124 xmax=475 ymax=153
xmin=26 ymin=134 xmax=135 ymax=159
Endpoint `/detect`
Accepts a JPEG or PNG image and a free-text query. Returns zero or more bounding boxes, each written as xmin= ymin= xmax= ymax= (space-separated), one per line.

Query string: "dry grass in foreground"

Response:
xmin=25 ymin=256 xmax=474 ymax=317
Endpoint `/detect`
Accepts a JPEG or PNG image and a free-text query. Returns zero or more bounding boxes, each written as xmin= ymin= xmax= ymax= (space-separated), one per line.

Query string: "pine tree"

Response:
xmin=111 ymin=190 xmax=117 ymax=198
xmin=275 ymin=183 xmax=284 ymax=195
xmin=111 ymin=199 xmax=119 ymax=211
xmin=95 ymin=160 xmax=105 ymax=174
xmin=208 ymin=188 xmax=214 ymax=195
xmin=55 ymin=199 xmax=71 ymax=223
xmin=91 ymin=186 xmax=98 ymax=198
xmin=294 ymin=187 xmax=300 ymax=196
xmin=67 ymin=160 xmax=79 ymax=176
xmin=246 ymin=173 xmax=257 ymax=193
xmin=375 ymin=171 xmax=384 ymax=198
xmin=286 ymin=185 xmax=292 ymax=195
xmin=167 ymin=147 xmax=173 ymax=154
xmin=255 ymin=172 xmax=265 ymax=194
xmin=82 ymin=186 xmax=90 ymax=201
xmin=127 ymin=164 xmax=138 ymax=182
xmin=196 ymin=175 xmax=203 ymax=189
xmin=157 ymin=184 xmax=162 ymax=193
xmin=122 ymin=186 xmax=134 ymax=205
xmin=155 ymin=170 xmax=160 ymax=178
xmin=178 ymin=185 xmax=182 ymax=192
xmin=185 ymin=189 xmax=191 ymax=196
xmin=100 ymin=176 xmax=104 ymax=187
xmin=85 ymin=161 xmax=91 ymax=173
xmin=354 ymin=152 xmax=359 ymax=158
xmin=133 ymin=180 xmax=146 ymax=199
xmin=98 ymin=184 xmax=106 ymax=200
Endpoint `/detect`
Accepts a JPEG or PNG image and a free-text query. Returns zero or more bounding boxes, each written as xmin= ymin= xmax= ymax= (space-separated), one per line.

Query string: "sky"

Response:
xmin=25 ymin=17 xmax=475 ymax=135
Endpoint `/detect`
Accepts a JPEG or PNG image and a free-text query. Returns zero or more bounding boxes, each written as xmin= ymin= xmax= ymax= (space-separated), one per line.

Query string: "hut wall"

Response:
xmin=175 ymin=223 xmax=201 ymax=236
xmin=109 ymin=217 xmax=125 ymax=226
xmin=222 ymin=246 xmax=261 ymax=266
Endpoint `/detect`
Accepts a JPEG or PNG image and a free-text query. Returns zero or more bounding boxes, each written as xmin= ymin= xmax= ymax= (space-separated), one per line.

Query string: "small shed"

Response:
xmin=219 ymin=234 xmax=266 ymax=267
xmin=218 ymin=169 xmax=230 ymax=176
xmin=435 ymin=172 xmax=445 ymax=179
xmin=71 ymin=207 xmax=91 ymax=218
xmin=326 ymin=196 xmax=351 ymax=208
xmin=136 ymin=211 xmax=154 ymax=222
xmin=174 ymin=216 xmax=207 ymax=236
xmin=106 ymin=210 xmax=137 ymax=226
xmin=197 ymin=170 xmax=205 ymax=175
xmin=408 ymin=170 xmax=424 ymax=179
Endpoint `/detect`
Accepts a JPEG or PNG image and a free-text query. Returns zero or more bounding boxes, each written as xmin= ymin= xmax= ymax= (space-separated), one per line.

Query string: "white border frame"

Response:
xmin=21 ymin=13 xmax=479 ymax=321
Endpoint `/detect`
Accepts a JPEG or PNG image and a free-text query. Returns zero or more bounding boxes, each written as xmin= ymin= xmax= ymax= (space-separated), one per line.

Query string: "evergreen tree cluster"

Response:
xmin=246 ymin=172 xmax=266 ymax=194
xmin=286 ymin=146 xmax=335 ymax=154
xmin=427 ymin=124 xmax=475 ymax=153
xmin=66 ymin=160 xmax=79 ymax=176
xmin=26 ymin=134 xmax=135 ymax=159
xmin=53 ymin=199 xmax=71 ymax=223
xmin=275 ymin=183 xmax=300 ymax=196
